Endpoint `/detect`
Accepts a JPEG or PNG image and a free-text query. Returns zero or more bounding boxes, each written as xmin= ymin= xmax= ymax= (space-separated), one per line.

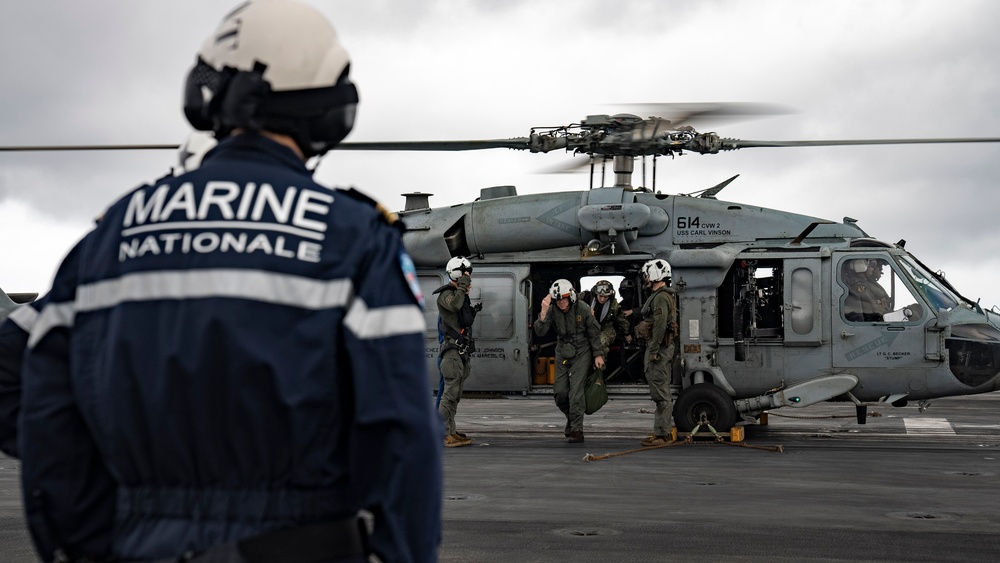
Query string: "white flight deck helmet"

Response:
xmin=549 ymin=279 xmax=577 ymax=303
xmin=641 ymin=259 xmax=672 ymax=284
xmin=446 ymin=257 xmax=473 ymax=281
xmin=183 ymin=0 xmax=359 ymax=158
xmin=175 ymin=131 xmax=218 ymax=175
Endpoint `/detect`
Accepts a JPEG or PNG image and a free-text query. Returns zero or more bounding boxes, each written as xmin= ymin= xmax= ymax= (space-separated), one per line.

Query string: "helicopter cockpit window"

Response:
xmin=896 ymin=256 xmax=961 ymax=314
xmin=841 ymin=257 xmax=922 ymax=323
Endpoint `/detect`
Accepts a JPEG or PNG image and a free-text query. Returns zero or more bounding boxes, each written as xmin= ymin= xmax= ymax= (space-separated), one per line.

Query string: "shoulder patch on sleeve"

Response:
xmin=400 ymin=251 xmax=424 ymax=309
xmin=341 ymin=187 xmax=400 ymax=227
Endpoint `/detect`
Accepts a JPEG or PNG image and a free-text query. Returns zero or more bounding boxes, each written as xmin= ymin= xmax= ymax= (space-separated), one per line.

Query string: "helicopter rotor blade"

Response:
xmin=0 ymin=139 xmax=535 ymax=153
xmin=0 ymin=144 xmax=180 ymax=152
xmin=721 ymin=137 xmax=1000 ymax=150
xmin=338 ymin=138 xmax=531 ymax=151
xmin=3 ymin=135 xmax=999 ymax=156
xmin=612 ymin=102 xmax=792 ymax=127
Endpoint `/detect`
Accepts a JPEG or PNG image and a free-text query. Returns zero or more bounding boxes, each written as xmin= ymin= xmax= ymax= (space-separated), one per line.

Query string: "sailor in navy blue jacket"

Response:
xmin=20 ymin=131 xmax=442 ymax=562
xmin=21 ymin=2 xmax=443 ymax=561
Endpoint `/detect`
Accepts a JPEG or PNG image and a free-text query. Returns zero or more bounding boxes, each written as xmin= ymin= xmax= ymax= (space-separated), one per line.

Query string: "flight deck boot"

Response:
xmin=567 ymin=431 xmax=584 ymax=443
xmin=641 ymin=435 xmax=670 ymax=447
xmin=445 ymin=433 xmax=473 ymax=448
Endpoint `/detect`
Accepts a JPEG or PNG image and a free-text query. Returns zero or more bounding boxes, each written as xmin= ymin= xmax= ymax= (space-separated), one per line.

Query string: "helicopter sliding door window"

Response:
xmin=783 ymin=259 xmax=822 ymax=345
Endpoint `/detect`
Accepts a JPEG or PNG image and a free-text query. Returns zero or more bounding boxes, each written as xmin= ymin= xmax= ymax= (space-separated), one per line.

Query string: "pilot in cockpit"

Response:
xmin=843 ymin=259 xmax=892 ymax=322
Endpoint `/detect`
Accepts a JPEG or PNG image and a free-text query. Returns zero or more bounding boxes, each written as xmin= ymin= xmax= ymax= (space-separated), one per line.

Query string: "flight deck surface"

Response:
xmin=439 ymin=393 xmax=1000 ymax=562
xmin=1 ymin=393 xmax=998 ymax=562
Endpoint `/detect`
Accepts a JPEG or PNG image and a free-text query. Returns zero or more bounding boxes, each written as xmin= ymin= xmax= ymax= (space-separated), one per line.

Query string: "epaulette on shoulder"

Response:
xmin=152 ymin=169 xmax=175 ymax=185
xmin=341 ymin=187 xmax=401 ymax=229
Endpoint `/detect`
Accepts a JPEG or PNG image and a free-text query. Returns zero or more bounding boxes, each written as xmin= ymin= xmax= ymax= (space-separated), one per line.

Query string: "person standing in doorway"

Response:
xmin=583 ymin=279 xmax=632 ymax=366
xmin=534 ymin=279 xmax=605 ymax=443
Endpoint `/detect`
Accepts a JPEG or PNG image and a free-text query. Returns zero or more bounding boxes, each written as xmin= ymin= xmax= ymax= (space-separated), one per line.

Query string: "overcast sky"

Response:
xmin=2 ymin=0 xmax=1000 ymax=307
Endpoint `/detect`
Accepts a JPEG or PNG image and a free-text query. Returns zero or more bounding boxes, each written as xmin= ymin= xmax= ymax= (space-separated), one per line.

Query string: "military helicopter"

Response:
xmin=332 ymin=105 xmax=1000 ymax=431
xmin=4 ymin=106 xmax=1000 ymax=432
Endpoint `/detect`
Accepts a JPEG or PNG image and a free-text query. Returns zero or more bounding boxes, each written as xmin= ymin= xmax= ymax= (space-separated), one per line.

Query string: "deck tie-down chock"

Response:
xmin=583 ymin=415 xmax=783 ymax=462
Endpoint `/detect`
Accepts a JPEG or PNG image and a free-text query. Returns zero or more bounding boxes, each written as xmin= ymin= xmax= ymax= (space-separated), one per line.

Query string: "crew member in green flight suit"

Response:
xmin=636 ymin=259 xmax=679 ymax=446
xmin=534 ymin=279 xmax=604 ymax=443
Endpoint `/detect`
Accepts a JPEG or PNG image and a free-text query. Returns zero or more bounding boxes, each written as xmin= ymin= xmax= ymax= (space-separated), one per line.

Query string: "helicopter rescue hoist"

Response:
xmin=6 ymin=104 xmax=1000 ymax=433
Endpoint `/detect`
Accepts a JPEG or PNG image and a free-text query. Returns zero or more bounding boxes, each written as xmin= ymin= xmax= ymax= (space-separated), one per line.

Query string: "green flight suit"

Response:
xmin=437 ymin=278 xmax=473 ymax=435
xmin=534 ymin=299 xmax=603 ymax=433
xmin=640 ymin=286 xmax=677 ymax=437
xmin=588 ymin=296 xmax=630 ymax=358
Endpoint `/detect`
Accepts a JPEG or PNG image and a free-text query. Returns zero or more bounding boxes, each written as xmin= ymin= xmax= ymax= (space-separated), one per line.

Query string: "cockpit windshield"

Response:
xmin=896 ymin=256 xmax=961 ymax=313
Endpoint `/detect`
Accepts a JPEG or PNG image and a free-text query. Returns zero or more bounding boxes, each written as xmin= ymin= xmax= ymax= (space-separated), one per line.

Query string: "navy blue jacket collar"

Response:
xmin=204 ymin=133 xmax=310 ymax=176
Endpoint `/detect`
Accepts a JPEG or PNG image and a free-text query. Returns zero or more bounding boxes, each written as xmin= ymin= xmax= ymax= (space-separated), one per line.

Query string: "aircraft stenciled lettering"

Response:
xmin=472 ymin=347 xmax=507 ymax=360
xmin=675 ymin=215 xmax=731 ymax=237
xmin=118 ymin=181 xmax=332 ymax=263
xmin=677 ymin=216 xmax=701 ymax=229
xmin=844 ymin=330 xmax=902 ymax=361
xmin=877 ymin=350 xmax=912 ymax=361
xmin=535 ymin=199 xmax=581 ymax=237
xmin=499 ymin=217 xmax=530 ymax=225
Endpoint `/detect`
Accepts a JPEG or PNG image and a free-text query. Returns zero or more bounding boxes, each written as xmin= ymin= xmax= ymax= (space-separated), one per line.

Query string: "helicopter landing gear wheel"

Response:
xmin=674 ymin=383 xmax=739 ymax=433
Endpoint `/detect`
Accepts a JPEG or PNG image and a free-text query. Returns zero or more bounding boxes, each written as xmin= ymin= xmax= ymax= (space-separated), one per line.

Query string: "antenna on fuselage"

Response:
xmin=683 ymin=174 xmax=740 ymax=199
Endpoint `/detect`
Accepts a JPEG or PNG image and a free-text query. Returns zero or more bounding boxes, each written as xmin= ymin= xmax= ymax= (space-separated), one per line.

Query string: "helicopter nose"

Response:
xmin=945 ymin=324 xmax=1000 ymax=390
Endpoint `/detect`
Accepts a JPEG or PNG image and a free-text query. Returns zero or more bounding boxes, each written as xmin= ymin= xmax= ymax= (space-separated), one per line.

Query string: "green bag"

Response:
xmin=585 ymin=371 xmax=609 ymax=415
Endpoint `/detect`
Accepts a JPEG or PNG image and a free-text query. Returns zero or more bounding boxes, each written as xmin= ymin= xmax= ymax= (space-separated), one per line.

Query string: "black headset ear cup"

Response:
xmin=303 ymin=102 xmax=356 ymax=156
xmin=217 ymin=67 xmax=271 ymax=132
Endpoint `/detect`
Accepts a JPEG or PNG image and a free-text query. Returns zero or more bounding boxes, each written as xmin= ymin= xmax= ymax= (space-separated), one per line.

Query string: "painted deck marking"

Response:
xmin=903 ymin=418 xmax=956 ymax=435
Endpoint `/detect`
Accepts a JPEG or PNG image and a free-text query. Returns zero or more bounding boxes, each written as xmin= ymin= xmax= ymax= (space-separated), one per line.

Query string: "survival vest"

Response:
xmin=433 ymin=283 xmax=477 ymax=355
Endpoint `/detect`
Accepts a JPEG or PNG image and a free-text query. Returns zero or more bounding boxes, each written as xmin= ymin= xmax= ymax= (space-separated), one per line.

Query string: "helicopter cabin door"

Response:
xmin=417 ymin=265 xmax=531 ymax=393
xmin=831 ymin=253 xmax=929 ymax=369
